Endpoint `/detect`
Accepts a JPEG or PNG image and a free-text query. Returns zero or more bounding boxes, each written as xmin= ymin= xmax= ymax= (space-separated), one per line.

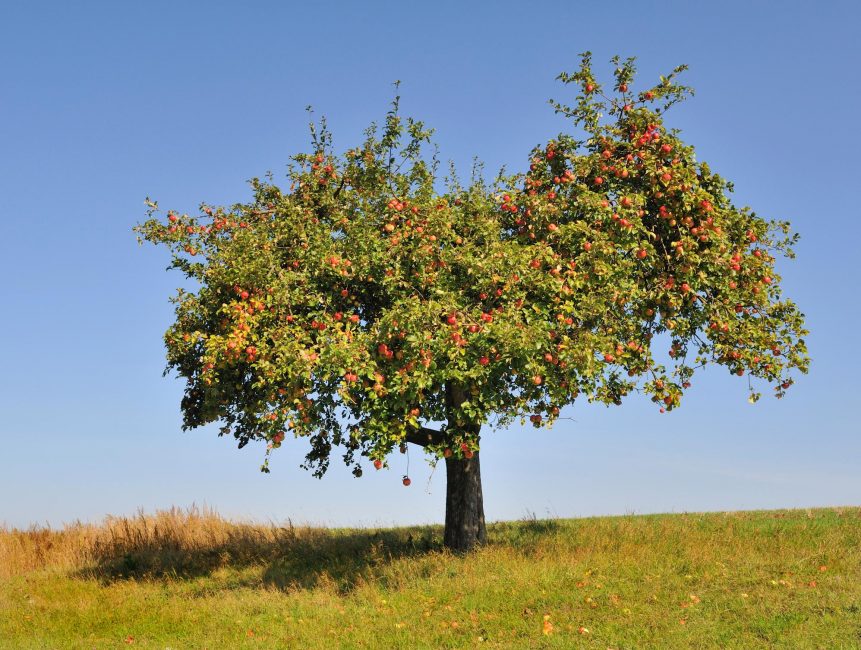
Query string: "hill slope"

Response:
xmin=1 ymin=507 xmax=859 ymax=648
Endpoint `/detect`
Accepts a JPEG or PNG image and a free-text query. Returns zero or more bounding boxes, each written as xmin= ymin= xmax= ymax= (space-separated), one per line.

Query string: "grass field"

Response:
xmin=1 ymin=506 xmax=859 ymax=649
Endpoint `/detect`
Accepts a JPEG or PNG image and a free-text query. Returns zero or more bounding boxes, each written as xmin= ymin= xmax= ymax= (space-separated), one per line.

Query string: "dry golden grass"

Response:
xmin=0 ymin=506 xmax=326 ymax=580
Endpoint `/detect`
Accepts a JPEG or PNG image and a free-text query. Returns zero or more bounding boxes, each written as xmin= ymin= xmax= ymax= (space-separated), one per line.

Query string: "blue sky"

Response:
xmin=1 ymin=1 xmax=858 ymax=529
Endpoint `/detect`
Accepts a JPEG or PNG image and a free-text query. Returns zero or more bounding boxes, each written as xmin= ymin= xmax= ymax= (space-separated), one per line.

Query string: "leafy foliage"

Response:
xmin=135 ymin=54 xmax=808 ymax=477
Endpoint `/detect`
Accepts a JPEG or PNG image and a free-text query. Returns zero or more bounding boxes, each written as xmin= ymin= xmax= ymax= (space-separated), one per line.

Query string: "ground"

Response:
xmin=1 ymin=507 xmax=859 ymax=648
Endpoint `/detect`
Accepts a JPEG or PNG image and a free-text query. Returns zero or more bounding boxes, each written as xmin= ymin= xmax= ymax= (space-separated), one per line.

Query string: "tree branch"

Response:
xmin=332 ymin=175 xmax=347 ymax=199
xmin=405 ymin=426 xmax=444 ymax=447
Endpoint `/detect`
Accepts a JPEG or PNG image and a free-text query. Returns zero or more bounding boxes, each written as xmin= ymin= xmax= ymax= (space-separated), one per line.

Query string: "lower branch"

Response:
xmin=405 ymin=426 xmax=444 ymax=447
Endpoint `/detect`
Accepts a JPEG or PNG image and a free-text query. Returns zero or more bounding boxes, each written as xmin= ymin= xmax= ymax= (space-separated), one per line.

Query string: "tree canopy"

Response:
xmin=136 ymin=53 xmax=809 ymax=482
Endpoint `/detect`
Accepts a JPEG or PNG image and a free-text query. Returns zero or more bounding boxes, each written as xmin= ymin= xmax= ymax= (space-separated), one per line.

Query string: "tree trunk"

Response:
xmin=444 ymin=450 xmax=487 ymax=552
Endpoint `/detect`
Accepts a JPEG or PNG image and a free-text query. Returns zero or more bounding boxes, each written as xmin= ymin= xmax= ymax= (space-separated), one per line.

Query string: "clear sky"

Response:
xmin=1 ymin=1 xmax=858 ymax=530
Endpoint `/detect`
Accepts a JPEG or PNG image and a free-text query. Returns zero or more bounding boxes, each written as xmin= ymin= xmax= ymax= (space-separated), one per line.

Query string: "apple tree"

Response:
xmin=135 ymin=55 xmax=808 ymax=552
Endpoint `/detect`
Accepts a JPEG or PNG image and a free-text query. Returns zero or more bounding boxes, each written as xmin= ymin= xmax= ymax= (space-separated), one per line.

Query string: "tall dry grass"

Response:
xmin=0 ymin=506 xmax=316 ymax=580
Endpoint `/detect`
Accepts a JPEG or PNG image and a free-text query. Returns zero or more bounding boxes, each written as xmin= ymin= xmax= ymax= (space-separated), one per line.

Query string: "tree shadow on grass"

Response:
xmin=73 ymin=519 xmax=444 ymax=595
xmin=261 ymin=526 xmax=444 ymax=593
xmin=67 ymin=508 xmax=565 ymax=593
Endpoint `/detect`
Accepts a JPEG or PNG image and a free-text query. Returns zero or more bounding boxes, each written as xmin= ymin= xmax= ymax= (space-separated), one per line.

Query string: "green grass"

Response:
xmin=1 ymin=507 xmax=860 ymax=648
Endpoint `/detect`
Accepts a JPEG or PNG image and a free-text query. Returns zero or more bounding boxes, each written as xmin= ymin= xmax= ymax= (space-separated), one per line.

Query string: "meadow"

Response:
xmin=1 ymin=506 xmax=859 ymax=648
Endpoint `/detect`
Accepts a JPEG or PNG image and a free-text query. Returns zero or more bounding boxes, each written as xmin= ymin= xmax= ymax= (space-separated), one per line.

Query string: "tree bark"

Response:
xmin=402 ymin=422 xmax=485 ymax=550
xmin=443 ymin=450 xmax=487 ymax=551
xmin=442 ymin=381 xmax=486 ymax=552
